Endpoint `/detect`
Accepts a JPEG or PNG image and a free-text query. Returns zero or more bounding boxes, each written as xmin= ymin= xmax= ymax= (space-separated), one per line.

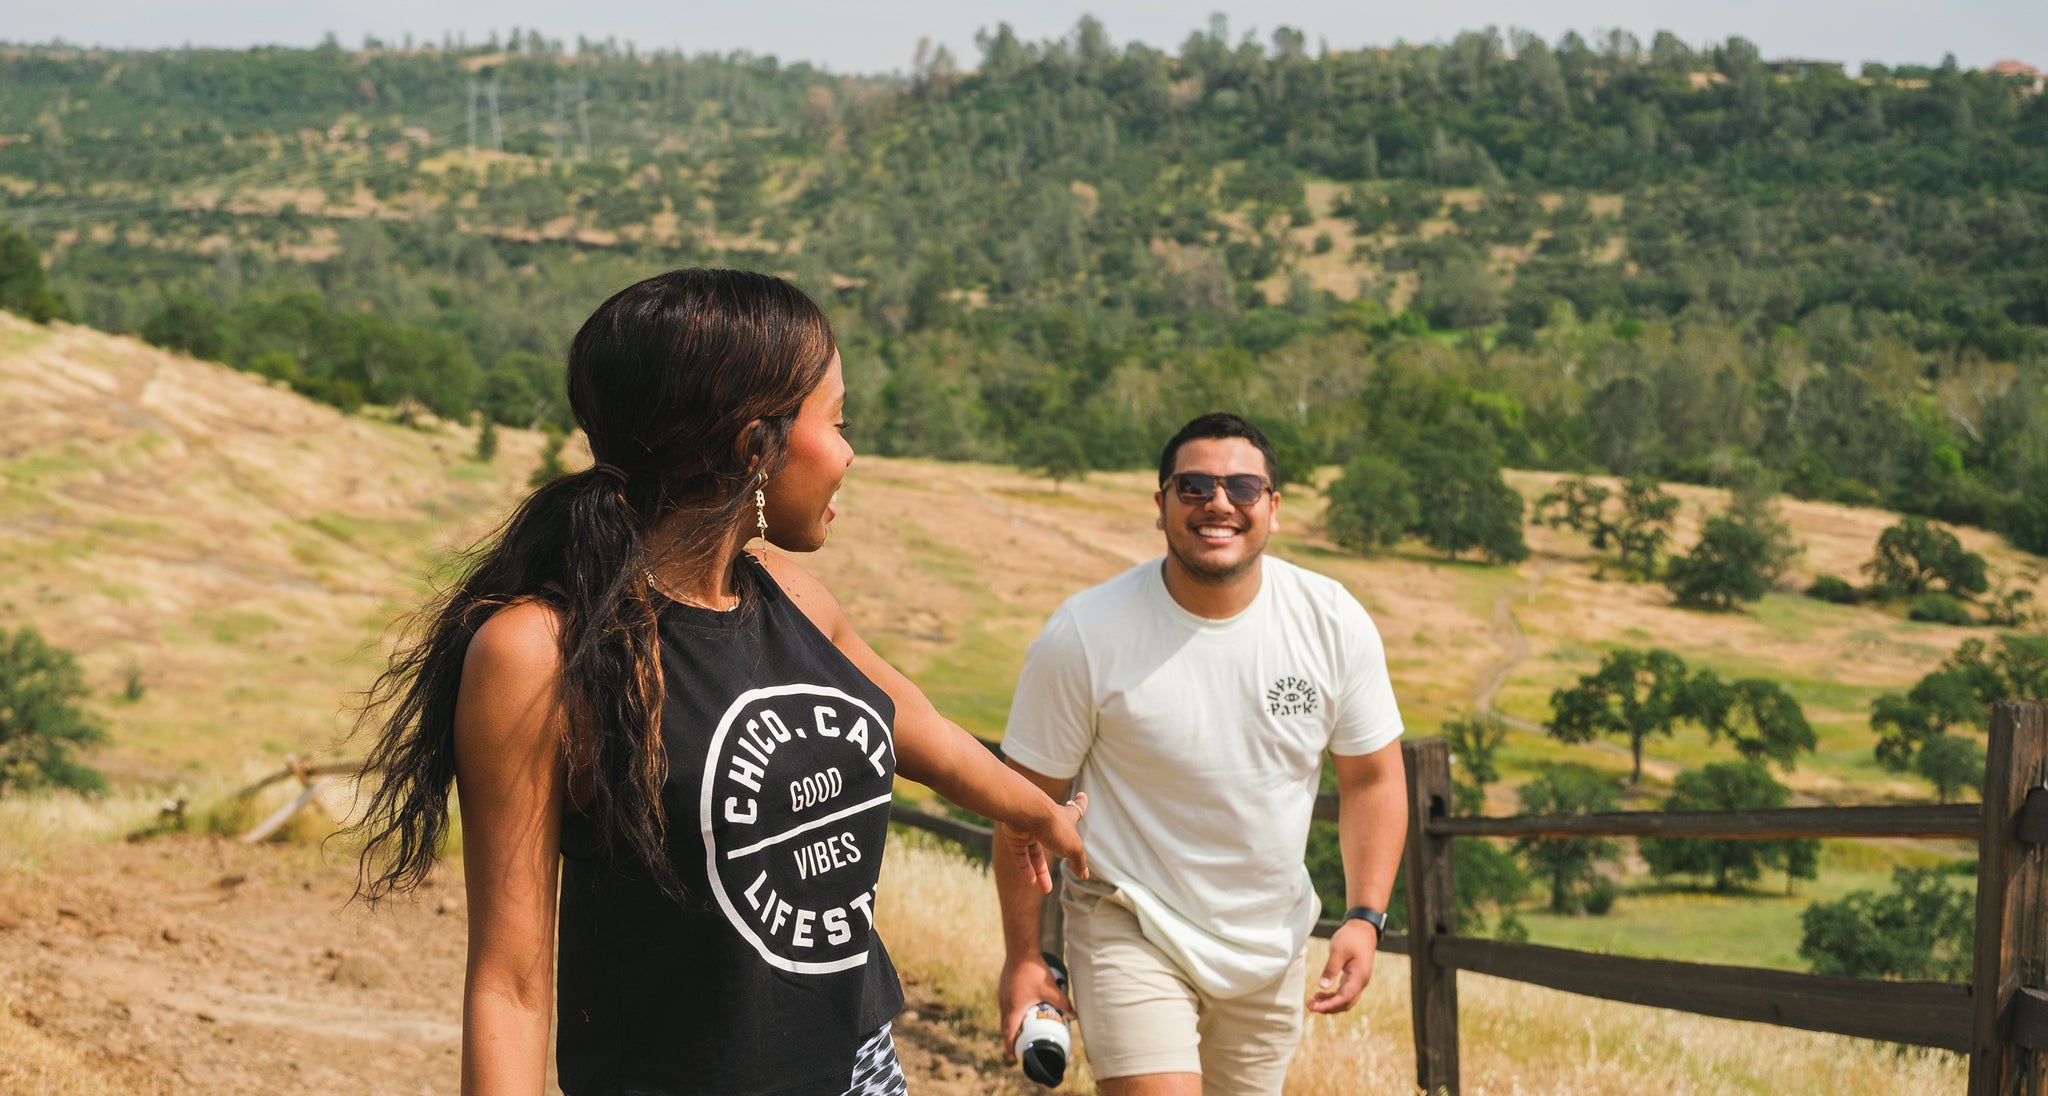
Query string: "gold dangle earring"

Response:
xmin=754 ymin=486 xmax=768 ymax=542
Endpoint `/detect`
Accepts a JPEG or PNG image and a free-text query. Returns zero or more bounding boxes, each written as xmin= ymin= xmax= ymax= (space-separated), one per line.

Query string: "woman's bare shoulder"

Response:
xmin=455 ymin=598 xmax=570 ymax=757
xmin=750 ymin=548 xmax=846 ymax=637
xmin=463 ymin=598 xmax=567 ymax=681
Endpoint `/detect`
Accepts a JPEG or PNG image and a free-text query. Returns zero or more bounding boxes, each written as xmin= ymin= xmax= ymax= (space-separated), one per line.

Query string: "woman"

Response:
xmin=352 ymin=269 xmax=1087 ymax=1095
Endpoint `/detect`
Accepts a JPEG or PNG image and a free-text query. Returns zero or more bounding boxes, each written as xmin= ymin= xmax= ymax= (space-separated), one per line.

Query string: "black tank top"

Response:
xmin=556 ymin=557 xmax=904 ymax=1095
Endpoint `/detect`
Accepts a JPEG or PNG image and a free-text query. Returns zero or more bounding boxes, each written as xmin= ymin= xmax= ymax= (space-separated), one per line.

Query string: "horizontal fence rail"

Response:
xmin=1424 ymin=803 xmax=1985 ymax=840
xmin=1436 ymin=937 xmax=1974 ymax=1052
xmin=1317 ymin=796 xmax=1984 ymax=839
xmin=887 ymin=802 xmax=996 ymax=856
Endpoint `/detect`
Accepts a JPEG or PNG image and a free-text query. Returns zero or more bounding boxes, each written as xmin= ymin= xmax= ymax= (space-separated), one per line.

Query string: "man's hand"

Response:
xmin=998 ymin=952 xmax=1075 ymax=1060
xmin=997 ymin=792 xmax=1088 ymax=893
xmin=1307 ymin=918 xmax=1379 ymax=1014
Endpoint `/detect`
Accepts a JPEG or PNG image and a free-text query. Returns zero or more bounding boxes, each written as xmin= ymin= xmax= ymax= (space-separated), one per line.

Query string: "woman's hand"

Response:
xmin=998 ymin=792 xmax=1088 ymax=894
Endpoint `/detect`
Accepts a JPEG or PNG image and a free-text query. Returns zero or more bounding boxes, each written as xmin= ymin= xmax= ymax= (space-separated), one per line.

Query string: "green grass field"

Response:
xmin=1513 ymin=840 xmax=1973 ymax=971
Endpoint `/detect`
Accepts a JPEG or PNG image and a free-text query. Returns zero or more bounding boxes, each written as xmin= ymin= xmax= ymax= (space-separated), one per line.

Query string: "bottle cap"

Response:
xmin=1021 ymin=1041 xmax=1067 ymax=1086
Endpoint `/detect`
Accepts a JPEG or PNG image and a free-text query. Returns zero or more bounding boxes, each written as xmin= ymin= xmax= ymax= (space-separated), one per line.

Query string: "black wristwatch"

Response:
xmin=1342 ymin=906 xmax=1387 ymax=941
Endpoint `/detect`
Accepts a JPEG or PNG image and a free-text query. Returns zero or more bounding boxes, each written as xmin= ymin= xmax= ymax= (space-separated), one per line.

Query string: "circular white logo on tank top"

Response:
xmin=700 ymin=683 xmax=896 ymax=974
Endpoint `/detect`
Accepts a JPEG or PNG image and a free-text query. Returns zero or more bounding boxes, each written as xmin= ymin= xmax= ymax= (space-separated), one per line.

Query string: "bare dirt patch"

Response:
xmin=0 ymin=835 xmax=1024 ymax=1095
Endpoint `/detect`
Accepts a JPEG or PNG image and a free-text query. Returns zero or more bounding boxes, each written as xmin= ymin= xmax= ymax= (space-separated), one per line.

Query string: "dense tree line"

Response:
xmin=1 ymin=21 xmax=2046 ymax=553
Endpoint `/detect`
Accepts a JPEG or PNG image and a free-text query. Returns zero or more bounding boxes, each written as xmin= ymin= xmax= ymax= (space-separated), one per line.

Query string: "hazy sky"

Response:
xmin=11 ymin=1 xmax=2045 ymax=75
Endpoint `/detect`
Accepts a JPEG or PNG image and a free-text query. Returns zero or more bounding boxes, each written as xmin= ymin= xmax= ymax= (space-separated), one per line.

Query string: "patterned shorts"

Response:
xmin=843 ymin=1022 xmax=908 ymax=1096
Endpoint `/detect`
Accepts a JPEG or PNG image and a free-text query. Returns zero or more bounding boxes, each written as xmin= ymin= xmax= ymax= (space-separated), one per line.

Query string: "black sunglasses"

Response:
xmin=1165 ymin=472 xmax=1272 ymax=507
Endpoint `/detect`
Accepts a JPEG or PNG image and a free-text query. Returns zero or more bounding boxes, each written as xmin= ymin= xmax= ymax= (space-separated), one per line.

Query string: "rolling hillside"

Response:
xmin=2 ymin=312 xmax=2027 ymax=1093
xmin=0 ymin=311 xmax=547 ymax=782
xmin=4 ymin=307 xmax=2042 ymax=802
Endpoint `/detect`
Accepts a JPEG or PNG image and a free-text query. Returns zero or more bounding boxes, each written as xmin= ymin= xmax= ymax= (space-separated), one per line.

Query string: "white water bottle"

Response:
xmin=1013 ymin=1000 xmax=1070 ymax=1086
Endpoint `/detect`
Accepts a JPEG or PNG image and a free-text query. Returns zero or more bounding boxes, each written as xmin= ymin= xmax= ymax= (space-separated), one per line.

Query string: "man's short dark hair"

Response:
xmin=1157 ymin=412 xmax=1281 ymax=487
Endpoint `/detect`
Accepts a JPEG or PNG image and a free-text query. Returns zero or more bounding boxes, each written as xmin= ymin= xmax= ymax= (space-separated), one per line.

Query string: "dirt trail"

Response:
xmin=0 ymin=836 xmax=1021 ymax=1095
xmin=1469 ymin=559 xmax=1681 ymax=785
xmin=1471 ymin=562 xmax=1553 ymax=733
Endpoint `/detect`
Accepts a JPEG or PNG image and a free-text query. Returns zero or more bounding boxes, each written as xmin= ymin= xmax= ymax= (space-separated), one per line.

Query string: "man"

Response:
xmin=995 ymin=412 xmax=1408 ymax=1096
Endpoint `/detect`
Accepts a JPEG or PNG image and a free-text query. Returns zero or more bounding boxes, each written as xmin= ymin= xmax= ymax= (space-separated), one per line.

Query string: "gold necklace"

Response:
xmin=644 ymin=570 xmax=740 ymax=612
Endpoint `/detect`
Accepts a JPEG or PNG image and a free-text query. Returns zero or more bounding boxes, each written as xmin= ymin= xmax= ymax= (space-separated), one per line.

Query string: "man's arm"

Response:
xmin=1309 ymin=740 xmax=1407 ymax=1014
xmin=995 ymin=760 xmax=1076 ymax=1057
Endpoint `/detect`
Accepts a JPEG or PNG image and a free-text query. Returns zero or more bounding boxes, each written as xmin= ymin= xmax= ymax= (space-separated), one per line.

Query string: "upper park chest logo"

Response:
xmin=1266 ymin=675 xmax=1319 ymax=717
xmin=698 ymin=683 xmax=895 ymax=976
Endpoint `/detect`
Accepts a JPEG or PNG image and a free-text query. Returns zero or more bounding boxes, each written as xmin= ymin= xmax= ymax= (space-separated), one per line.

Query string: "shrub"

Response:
xmin=474 ymin=417 xmax=499 ymax=462
xmin=0 ymin=627 xmax=108 ymax=793
xmin=1403 ymin=417 xmax=1528 ymax=563
xmin=1582 ymin=878 xmax=1618 ymax=915
xmin=529 ymin=427 xmax=568 ymax=487
xmin=1806 ymin=575 xmax=1858 ymax=604
xmin=0 ymin=224 xmax=65 ymax=323
xmin=1871 ymin=634 xmax=2048 ymax=769
xmin=1513 ymin=764 xmax=1622 ymax=914
xmin=1370 ymin=835 xmax=1529 ymax=937
xmin=1984 ymin=579 xmax=2036 ymax=627
xmin=1014 ymin=422 xmax=1088 ymax=491
xmin=1799 ymin=867 xmax=1973 ymax=981
xmin=1864 ymin=517 xmax=1988 ymax=598
xmin=1324 ymin=453 xmax=1418 ymax=553
xmin=1907 ymin=592 xmax=1975 ymax=626
xmin=1665 ymin=488 xmax=1798 ymax=612
xmin=1913 ymin=734 xmax=1985 ymax=804
xmin=1641 ymin=762 xmax=1819 ymax=891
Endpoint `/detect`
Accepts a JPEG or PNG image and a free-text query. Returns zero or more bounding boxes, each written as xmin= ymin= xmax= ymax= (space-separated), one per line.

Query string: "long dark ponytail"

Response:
xmin=351 ymin=269 xmax=836 ymax=900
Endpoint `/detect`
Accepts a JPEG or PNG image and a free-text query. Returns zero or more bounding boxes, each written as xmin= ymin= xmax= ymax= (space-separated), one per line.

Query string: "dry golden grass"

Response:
xmin=0 ymin=787 xmax=171 ymax=872
xmin=0 ymin=1003 xmax=138 ymax=1096
xmin=875 ymin=834 xmax=1005 ymax=1021
xmin=0 ymin=312 xmax=546 ymax=781
xmin=0 ymin=769 xmax=368 ymax=877
xmin=875 ymin=834 xmax=1100 ymax=1093
xmin=880 ymin=835 xmax=1967 ymax=1096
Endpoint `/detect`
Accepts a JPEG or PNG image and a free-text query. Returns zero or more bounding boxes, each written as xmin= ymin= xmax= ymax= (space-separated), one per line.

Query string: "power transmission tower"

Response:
xmin=576 ymin=80 xmax=591 ymax=159
xmin=554 ymin=79 xmax=591 ymax=160
xmin=553 ymin=80 xmax=567 ymax=160
xmin=485 ymin=79 xmax=503 ymax=153
xmin=466 ymin=79 xmax=480 ymax=156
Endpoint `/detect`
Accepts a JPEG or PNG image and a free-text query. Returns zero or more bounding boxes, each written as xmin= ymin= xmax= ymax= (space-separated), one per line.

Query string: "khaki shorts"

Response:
xmin=1060 ymin=875 xmax=1306 ymax=1096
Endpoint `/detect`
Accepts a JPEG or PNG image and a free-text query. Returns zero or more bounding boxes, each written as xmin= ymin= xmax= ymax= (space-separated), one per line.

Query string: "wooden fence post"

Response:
xmin=1968 ymin=701 xmax=2048 ymax=1096
xmin=1403 ymin=738 xmax=1459 ymax=1095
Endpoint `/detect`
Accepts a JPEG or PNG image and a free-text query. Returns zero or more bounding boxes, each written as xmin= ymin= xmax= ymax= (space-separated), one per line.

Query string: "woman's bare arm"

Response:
xmin=452 ymin=599 xmax=568 ymax=1096
xmin=756 ymin=551 xmax=1087 ymax=889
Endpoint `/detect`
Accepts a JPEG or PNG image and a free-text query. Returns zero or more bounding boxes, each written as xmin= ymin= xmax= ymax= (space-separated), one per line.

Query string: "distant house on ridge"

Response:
xmin=1985 ymin=59 xmax=2044 ymax=94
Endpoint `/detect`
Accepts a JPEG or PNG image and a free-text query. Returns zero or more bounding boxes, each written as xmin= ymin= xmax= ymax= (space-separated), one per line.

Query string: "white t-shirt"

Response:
xmin=1003 ymin=556 xmax=1404 ymax=998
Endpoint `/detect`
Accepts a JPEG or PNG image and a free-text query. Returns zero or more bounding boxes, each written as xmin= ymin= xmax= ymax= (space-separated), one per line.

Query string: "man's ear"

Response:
xmin=1154 ymin=490 xmax=1166 ymax=530
xmin=1268 ymin=492 xmax=1282 ymax=532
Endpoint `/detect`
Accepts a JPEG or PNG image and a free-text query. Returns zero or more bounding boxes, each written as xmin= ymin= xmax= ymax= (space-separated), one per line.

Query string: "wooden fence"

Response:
xmin=887 ymin=701 xmax=2048 ymax=1095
